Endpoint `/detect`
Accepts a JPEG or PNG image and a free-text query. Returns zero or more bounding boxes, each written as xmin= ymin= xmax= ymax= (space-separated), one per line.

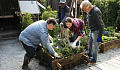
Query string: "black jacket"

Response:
xmin=57 ymin=5 xmax=70 ymax=24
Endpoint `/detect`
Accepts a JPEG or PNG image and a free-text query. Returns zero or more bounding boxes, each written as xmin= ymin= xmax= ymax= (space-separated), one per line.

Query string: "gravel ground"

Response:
xmin=0 ymin=38 xmax=120 ymax=70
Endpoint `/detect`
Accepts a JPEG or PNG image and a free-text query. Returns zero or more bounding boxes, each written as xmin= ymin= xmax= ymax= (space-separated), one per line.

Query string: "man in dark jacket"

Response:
xmin=80 ymin=1 xmax=104 ymax=66
xmin=57 ymin=0 xmax=69 ymax=27
xmin=57 ymin=0 xmax=70 ymax=39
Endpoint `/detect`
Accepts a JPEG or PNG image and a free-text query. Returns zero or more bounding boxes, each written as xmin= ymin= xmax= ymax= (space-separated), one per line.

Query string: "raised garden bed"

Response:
xmin=36 ymin=49 xmax=89 ymax=70
xmin=85 ymin=39 xmax=120 ymax=53
xmin=100 ymin=39 xmax=120 ymax=53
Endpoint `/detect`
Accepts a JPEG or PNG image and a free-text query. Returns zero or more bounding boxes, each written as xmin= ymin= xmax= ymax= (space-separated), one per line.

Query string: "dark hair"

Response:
xmin=65 ymin=17 xmax=72 ymax=24
xmin=47 ymin=18 xmax=57 ymax=25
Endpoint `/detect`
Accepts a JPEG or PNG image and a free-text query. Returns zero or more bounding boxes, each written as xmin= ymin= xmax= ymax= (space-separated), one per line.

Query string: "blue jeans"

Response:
xmin=88 ymin=30 xmax=99 ymax=63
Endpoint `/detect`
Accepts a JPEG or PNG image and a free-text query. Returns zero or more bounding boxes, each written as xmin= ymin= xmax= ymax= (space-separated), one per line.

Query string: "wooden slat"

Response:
xmin=0 ymin=15 xmax=14 ymax=18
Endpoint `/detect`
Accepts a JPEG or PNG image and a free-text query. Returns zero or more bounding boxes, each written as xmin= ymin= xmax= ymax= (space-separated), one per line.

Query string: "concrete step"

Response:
xmin=0 ymin=30 xmax=20 ymax=40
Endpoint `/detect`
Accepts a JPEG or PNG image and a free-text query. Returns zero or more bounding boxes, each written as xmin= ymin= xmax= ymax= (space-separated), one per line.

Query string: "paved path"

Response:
xmin=0 ymin=38 xmax=120 ymax=70
xmin=85 ymin=56 xmax=120 ymax=70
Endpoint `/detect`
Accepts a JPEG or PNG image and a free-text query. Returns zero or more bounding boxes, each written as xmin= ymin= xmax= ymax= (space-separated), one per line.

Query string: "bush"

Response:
xmin=41 ymin=6 xmax=57 ymax=20
xmin=93 ymin=0 xmax=119 ymax=28
xmin=21 ymin=12 xmax=33 ymax=31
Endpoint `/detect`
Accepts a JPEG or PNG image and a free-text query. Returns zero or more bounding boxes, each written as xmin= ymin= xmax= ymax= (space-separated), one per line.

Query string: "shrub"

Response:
xmin=41 ymin=6 xmax=57 ymax=20
xmin=21 ymin=12 xmax=33 ymax=31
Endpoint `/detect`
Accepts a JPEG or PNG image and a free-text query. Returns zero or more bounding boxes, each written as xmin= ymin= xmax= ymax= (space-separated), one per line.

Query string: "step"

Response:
xmin=0 ymin=30 xmax=20 ymax=40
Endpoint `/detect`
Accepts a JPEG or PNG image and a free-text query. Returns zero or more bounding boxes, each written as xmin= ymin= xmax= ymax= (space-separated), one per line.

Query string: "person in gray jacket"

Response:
xmin=19 ymin=18 xmax=60 ymax=70
xmin=80 ymin=1 xmax=104 ymax=65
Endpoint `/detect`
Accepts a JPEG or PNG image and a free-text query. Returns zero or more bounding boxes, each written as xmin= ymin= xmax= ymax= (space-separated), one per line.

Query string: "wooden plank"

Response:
xmin=100 ymin=39 xmax=120 ymax=53
xmin=52 ymin=53 xmax=84 ymax=67
xmin=0 ymin=15 xmax=14 ymax=18
xmin=37 ymin=48 xmax=89 ymax=70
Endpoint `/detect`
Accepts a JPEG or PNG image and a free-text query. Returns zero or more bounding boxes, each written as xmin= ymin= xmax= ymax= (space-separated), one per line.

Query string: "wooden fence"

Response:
xmin=0 ymin=0 xmax=19 ymax=16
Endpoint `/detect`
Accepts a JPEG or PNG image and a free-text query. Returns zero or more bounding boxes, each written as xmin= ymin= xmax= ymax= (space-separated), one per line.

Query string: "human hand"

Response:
xmin=54 ymin=52 xmax=61 ymax=58
xmin=72 ymin=42 xmax=77 ymax=48
xmin=60 ymin=22 xmax=64 ymax=27
xmin=97 ymin=37 xmax=102 ymax=42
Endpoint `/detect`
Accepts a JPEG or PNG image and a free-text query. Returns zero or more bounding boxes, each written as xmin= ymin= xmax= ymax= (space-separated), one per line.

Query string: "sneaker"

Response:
xmin=87 ymin=62 xmax=95 ymax=66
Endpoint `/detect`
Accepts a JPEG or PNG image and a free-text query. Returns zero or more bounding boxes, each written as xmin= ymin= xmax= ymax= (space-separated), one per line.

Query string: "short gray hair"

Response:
xmin=80 ymin=1 xmax=92 ymax=9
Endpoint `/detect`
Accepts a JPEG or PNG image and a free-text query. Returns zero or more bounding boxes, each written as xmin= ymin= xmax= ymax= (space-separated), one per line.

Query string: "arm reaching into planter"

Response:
xmin=65 ymin=17 xmax=84 ymax=46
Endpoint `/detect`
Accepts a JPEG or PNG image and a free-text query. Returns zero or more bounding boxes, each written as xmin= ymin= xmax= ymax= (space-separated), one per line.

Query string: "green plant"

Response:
xmin=42 ymin=37 xmax=85 ymax=58
xmin=104 ymin=26 xmax=115 ymax=36
xmin=53 ymin=46 xmax=85 ymax=58
xmin=41 ymin=6 xmax=58 ymax=20
xmin=21 ymin=12 xmax=33 ymax=31
xmin=102 ymin=36 xmax=118 ymax=43
xmin=80 ymin=36 xmax=88 ymax=46
xmin=93 ymin=0 xmax=119 ymax=27
xmin=39 ymin=0 xmax=47 ymax=14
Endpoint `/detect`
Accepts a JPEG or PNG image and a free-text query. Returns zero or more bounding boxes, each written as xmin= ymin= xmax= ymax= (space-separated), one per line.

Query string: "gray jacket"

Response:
xmin=88 ymin=6 xmax=104 ymax=37
xmin=19 ymin=20 xmax=55 ymax=55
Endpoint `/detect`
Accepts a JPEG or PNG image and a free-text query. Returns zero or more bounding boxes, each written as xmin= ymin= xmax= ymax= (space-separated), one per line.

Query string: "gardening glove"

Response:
xmin=54 ymin=52 xmax=61 ymax=58
xmin=60 ymin=22 xmax=64 ymax=27
xmin=48 ymin=35 xmax=53 ymax=41
xmin=72 ymin=42 xmax=77 ymax=48
xmin=97 ymin=37 xmax=102 ymax=42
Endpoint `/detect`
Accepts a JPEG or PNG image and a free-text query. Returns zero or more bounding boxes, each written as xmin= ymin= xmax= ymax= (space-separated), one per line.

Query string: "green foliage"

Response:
xmin=39 ymin=0 xmax=47 ymax=14
xmin=104 ymin=26 xmax=115 ymax=36
xmin=21 ymin=12 xmax=33 ymax=31
xmin=115 ymin=9 xmax=120 ymax=30
xmin=102 ymin=36 xmax=118 ymax=42
xmin=114 ymin=33 xmax=120 ymax=39
xmin=79 ymin=15 xmax=90 ymax=35
xmin=53 ymin=38 xmax=69 ymax=47
xmin=41 ymin=6 xmax=58 ymax=20
xmin=54 ymin=46 xmax=85 ymax=58
xmin=93 ymin=0 xmax=119 ymax=28
xmin=43 ymin=37 xmax=85 ymax=58
xmin=80 ymin=36 xmax=88 ymax=46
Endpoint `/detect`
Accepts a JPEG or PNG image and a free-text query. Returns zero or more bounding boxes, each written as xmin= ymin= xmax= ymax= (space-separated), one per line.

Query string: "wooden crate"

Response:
xmin=36 ymin=50 xmax=89 ymax=70
xmin=100 ymin=39 xmax=120 ymax=53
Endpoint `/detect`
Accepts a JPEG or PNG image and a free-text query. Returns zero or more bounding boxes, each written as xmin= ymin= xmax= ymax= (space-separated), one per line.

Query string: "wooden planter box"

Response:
xmin=36 ymin=50 xmax=89 ymax=70
xmin=100 ymin=39 xmax=120 ymax=53
xmin=85 ymin=39 xmax=120 ymax=53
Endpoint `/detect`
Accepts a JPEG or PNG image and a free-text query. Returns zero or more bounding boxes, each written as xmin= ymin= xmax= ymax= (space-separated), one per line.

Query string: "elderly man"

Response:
xmin=19 ymin=18 xmax=60 ymax=70
xmin=80 ymin=1 xmax=104 ymax=65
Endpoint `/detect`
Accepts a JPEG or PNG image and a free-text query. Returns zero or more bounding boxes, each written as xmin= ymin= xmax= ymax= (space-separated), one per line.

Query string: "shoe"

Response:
xmin=87 ymin=62 xmax=95 ymax=66
xmin=22 ymin=56 xmax=31 ymax=70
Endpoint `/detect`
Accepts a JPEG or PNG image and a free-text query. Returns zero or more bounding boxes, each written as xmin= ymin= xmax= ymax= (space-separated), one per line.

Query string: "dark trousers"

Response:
xmin=22 ymin=42 xmax=42 ymax=59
